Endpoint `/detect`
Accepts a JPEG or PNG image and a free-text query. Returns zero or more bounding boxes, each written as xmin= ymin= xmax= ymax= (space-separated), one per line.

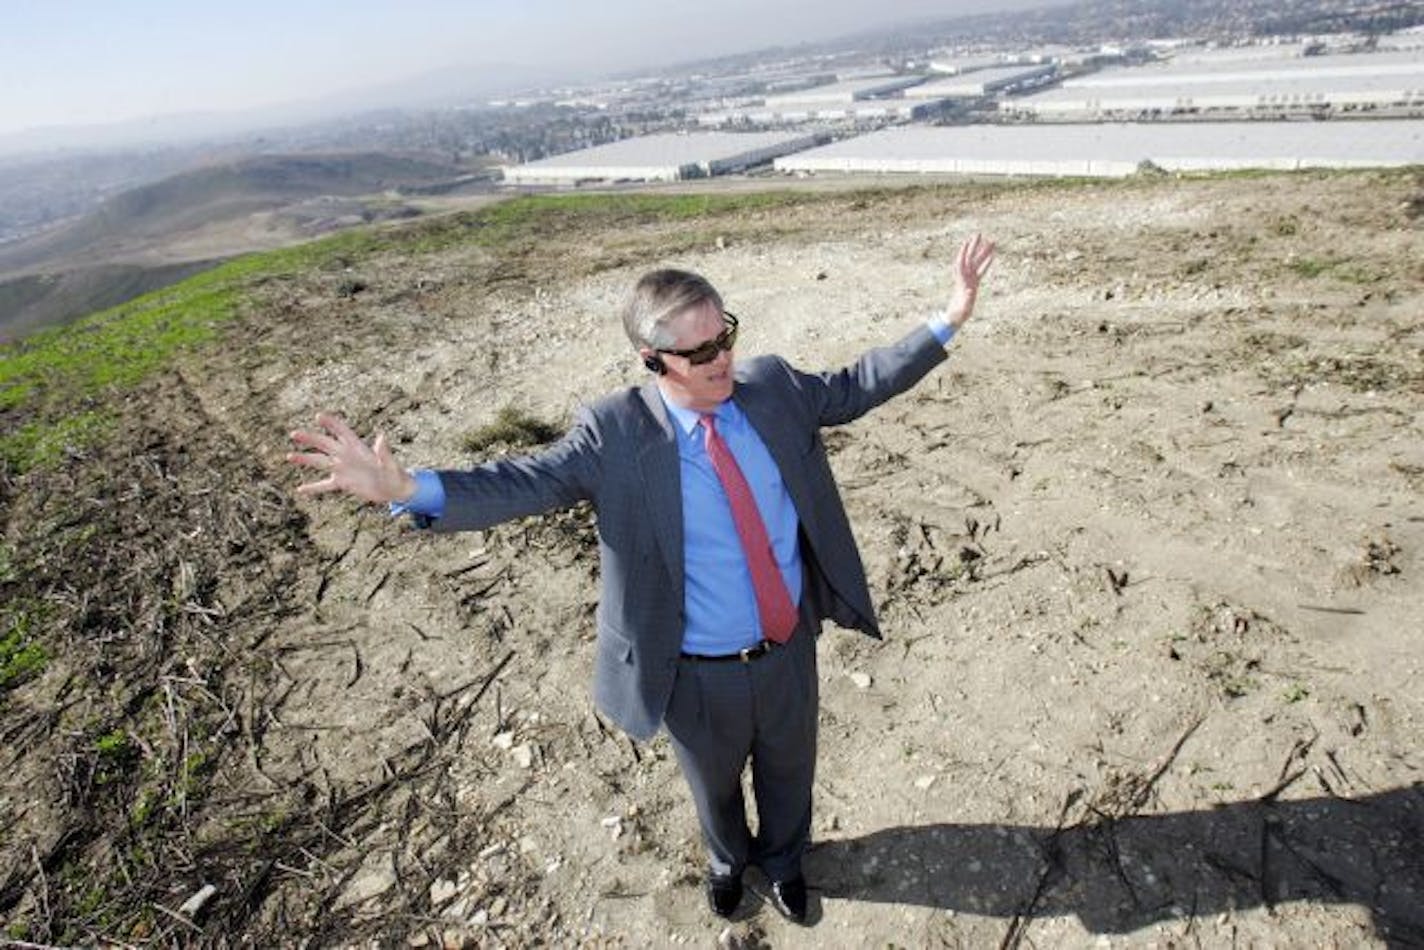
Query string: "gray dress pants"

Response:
xmin=662 ymin=619 xmax=819 ymax=882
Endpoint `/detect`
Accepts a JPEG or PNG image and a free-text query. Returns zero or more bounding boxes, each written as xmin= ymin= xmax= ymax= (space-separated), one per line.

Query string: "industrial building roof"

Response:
xmin=1014 ymin=71 xmax=1424 ymax=112
xmin=501 ymin=131 xmax=818 ymax=184
xmin=928 ymin=53 xmax=1018 ymax=75
xmin=697 ymin=100 xmax=938 ymax=126
xmin=773 ymin=121 xmax=1424 ymax=177
xmin=763 ymin=75 xmax=925 ymax=106
xmin=1065 ymin=49 xmax=1423 ymax=87
xmin=903 ymin=65 xmax=1056 ymax=98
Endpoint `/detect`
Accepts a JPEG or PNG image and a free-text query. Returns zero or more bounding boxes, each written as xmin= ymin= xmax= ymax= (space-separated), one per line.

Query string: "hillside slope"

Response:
xmin=1 ymin=174 xmax=1421 ymax=947
xmin=0 ymin=152 xmax=471 ymax=339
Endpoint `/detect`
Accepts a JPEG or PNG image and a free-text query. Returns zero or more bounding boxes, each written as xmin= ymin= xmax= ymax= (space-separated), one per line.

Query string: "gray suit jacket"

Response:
xmin=430 ymin=324 xmax=947 ymax=739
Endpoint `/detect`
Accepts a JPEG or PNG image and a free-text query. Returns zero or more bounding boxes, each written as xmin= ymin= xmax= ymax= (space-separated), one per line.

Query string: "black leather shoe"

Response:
xmin=769 ymin=875 xmax=808 ymax=924
xmin=706 ymin=873 xmax=743 ymax=918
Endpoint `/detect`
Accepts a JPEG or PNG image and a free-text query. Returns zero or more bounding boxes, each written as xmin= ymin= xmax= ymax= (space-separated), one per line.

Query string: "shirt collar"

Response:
xmin=655 ymin=385 xmax=737 ymax=437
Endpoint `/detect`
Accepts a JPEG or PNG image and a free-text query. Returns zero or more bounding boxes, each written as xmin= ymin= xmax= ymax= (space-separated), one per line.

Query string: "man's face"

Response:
xmin=648 ymin=299 xmax=735 ymax=413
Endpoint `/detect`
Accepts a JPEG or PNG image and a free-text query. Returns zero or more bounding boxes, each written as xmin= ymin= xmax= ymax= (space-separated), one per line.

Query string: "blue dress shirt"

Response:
xmin=660 ymin=394 xmax=804 ymax=655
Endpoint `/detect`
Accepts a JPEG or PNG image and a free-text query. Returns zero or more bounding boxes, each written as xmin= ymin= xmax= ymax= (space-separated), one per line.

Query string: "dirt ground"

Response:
xmin=3 ymin=169 xmax=1422 ymax=947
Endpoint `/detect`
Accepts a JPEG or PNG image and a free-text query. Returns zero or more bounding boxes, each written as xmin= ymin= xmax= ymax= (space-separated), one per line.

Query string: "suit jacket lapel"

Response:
xmin=635 ymin=383 xmax=685 ymax=593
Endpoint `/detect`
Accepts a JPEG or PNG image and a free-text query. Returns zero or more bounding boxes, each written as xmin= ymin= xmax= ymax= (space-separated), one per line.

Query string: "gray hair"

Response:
xmin=621 ymin=269 xmax=724 ymax=349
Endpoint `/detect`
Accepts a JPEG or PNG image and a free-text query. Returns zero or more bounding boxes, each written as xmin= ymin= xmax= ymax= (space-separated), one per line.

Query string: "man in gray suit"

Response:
xmin=287 ymin=234 xmax=995 ymax=924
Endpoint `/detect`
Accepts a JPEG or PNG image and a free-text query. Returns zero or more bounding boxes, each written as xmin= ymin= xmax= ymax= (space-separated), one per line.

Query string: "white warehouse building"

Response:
xmin=762 ymin=75 xmax=926 ymax=108
xmin=903 ymin=64 xmax=1058 ymax=98
xmin=1006 ymin=49 xmax=1424 ymax=119
xmin=697 ymin=99 xmax=944 ymax=126
xmin=773 ymin=121 xmax=1424 ymax=177
xmin=501 ymin=132 xmax=821 ymax=185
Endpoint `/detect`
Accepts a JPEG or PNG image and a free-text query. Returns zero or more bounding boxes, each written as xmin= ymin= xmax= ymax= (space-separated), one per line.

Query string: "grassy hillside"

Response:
xmin=0 ymin=151 xmax=483 ymax=343
xmin=0 ymin=260 xmax=219 ymax=342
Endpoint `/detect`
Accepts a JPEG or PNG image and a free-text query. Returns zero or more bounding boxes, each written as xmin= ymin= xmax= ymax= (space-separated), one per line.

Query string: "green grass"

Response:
xmin=1290 ymin=257 xmax=1330 ymax=278
xmin=463 ymin=406 xmax=564 ymax=455
xmin=95 ymin=730 xmax=131 ymax=757
xmin=1 ymin=608 xmax=48 ymax=692
xmin=0 ymin=410 xmax=110 ymax=472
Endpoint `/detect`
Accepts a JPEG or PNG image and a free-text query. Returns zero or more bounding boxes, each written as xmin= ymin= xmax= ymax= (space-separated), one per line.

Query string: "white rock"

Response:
xmin=430 ymin=879 xmax=459 ymax=905
xmin=512 ymin=744 xmax=534 ymax=768
xmin=914 ymin=775 xmax=936 ymax=790
xmin=491 ymin=731 xmax=515 ymax=750
xmin=849 ymin=672 xmax=872 ymax=689
xmin=179 ymin=884 xmax=216 ymax=917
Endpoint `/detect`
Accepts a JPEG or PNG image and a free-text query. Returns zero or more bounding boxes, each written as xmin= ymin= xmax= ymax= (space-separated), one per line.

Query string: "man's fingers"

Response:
xmin=315 ymin=411 xmax=362 ymax=446
xmin=295 ymin=476 xmax=341 ymax=496
xmin=976 ymin=241 xmax=996 ymax=277
xmin=290 ymin=428 xmax=341 ymax=455
xmin=962 ymin=235 xmax=995 ymax=279
xmin=286 ymin=451 xmax=332 ymax=470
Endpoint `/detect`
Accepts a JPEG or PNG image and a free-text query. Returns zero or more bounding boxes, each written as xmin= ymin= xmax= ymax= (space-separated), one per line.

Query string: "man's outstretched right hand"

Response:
xmin=287 ymin=412 xmax=416 ymax=504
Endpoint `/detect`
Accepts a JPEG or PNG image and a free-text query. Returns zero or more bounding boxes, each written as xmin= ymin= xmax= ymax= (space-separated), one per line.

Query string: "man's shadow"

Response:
xmin=806 ymin=783 xmax=1424 ymax=947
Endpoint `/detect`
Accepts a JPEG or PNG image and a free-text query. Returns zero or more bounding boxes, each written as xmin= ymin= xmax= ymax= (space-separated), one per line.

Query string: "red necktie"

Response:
xmin=701 ymin=414 xmax=799 ymax=643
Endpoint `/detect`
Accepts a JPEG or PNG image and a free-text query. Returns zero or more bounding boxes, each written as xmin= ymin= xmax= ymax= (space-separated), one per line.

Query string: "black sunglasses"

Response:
xmin=657 ymin=312 xmax=739 ymax=366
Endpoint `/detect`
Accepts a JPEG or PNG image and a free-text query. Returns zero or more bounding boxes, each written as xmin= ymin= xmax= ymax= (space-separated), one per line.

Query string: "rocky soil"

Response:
xmin=2 ymin=169 xmax=1421 ymax=947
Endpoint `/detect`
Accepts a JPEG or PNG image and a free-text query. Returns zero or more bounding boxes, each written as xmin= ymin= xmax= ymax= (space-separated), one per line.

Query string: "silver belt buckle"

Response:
xmin=738 ymin=645 xmax=755 ymax=663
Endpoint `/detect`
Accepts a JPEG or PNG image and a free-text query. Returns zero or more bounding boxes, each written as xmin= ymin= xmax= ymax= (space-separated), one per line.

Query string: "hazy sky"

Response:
xmin=1 ymin=0 xmax=1060 ymax=135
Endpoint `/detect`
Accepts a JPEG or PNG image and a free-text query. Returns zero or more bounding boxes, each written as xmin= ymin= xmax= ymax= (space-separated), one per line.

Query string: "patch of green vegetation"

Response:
xmin=96 ymin=729 xmax=130 ymax=757
xmin=0 ymin=542 xmax=14 ymax=584
xmin=93 ymin=727 xmax=139 ymax=787
xmin=0 ymin=409 xmax=110 ymax=473
xmin=1284 ymin=255 xmax=1387 ymax=284
xmin=1 ymin=608 xmax=48 ymax=692
xmin=463 ymin=405 xmax=564 ymax=455
xmin=1290 ymin=257 xmax=1329 ymax=278
xmin=75 ymin=883 xmax=108 ymax=917
xmin=1282 ymin=682 xmax=1310 ymax=704
xmin=129 ymin=788 xmax=158 ymax=828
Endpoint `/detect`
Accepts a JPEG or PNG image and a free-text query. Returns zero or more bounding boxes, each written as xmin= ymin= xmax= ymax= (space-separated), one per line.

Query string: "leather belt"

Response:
xmin=681 ymin=640 xmax=776 ymax=663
